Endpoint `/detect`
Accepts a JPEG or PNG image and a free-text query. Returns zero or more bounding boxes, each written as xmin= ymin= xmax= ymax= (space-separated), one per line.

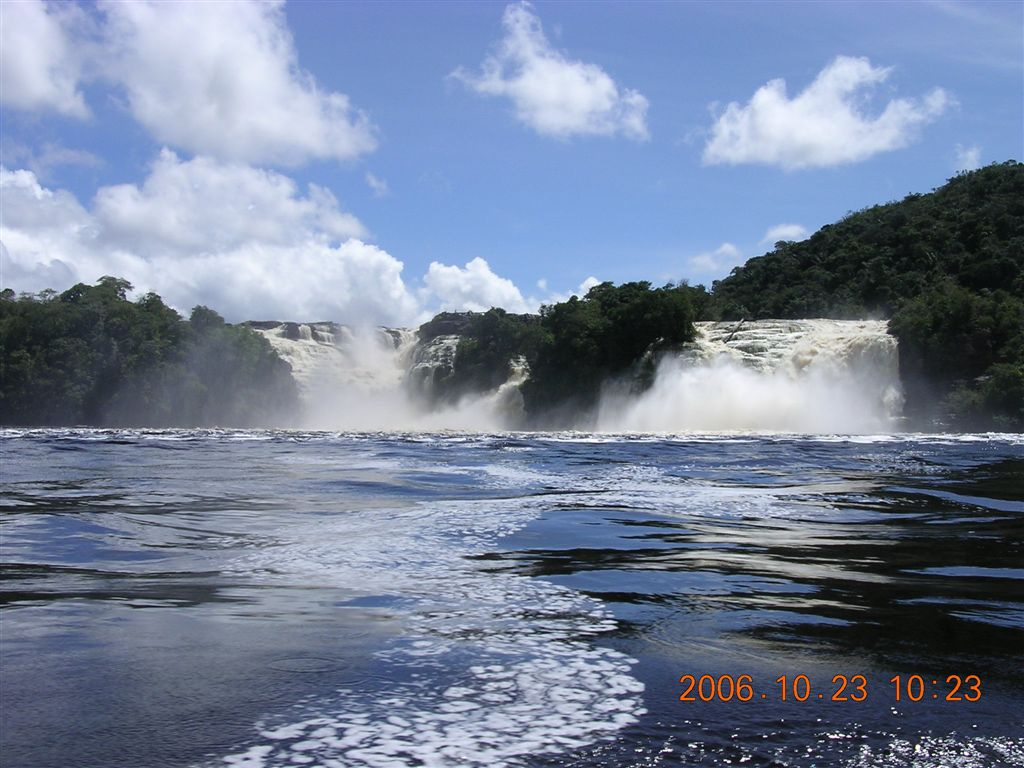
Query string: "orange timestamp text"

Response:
xmin=678 ymin=674 xmax=982 ymax=703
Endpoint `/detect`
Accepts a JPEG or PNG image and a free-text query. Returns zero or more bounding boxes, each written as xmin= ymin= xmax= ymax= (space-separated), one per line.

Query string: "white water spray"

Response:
xmin=598 ymin=320 xmax=903 ymax=433
xmin=253 ymin=319 xmax=903 ymax=433
xmin=250 ymin=323 xmax=523 ymax=431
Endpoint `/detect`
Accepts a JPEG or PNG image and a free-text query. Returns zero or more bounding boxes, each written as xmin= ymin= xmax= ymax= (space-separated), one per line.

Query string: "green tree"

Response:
xmin=709 ymin=161 xmax=1024 ymax=428
xmin=0 ymin=279 xmax=299 ymax=427
xmin=521 ymin=281 xmax=696 ymax=420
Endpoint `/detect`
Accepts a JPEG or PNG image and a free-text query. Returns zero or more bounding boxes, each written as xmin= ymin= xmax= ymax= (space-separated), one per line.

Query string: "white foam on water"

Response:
xmin=215 ymin=462 xmax=646 ymax=768
xmin=521 ymin=431 xmax=1024 ymax=444
xmin=844 ymin=733 xmax=1024 ymax=767
xmin=648 ymin=730 xmax=1024 ymax=767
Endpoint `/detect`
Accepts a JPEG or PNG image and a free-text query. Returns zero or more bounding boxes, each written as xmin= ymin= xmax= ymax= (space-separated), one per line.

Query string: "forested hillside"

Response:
xmin=0 ymin=277 xmax=299 ymax=427
xmin=3 ymin=164 xmax=1020 ymax=430
xmin=711 ymin=161 xmax=1023 ymax=319
xmin=710 ymin=161 xmax=1023 ymax=428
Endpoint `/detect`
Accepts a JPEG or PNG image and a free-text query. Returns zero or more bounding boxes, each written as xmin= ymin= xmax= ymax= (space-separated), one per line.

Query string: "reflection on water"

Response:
xmin=1 ymin=430 xmax=1022 ymax=767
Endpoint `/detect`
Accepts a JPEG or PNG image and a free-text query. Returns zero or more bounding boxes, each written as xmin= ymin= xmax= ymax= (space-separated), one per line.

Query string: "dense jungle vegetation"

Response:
xmin=422 ymin=282 xmax=698 ymax=422
xmin=709 ymin=161 xmax=1023 ymax=428
xmin=0 ymin=277 xmax=299 ymax=427
xmin=439 ymin=163 xmax=1021 ymax=427
xmin=2 ymin=162 xmax=1020 ymax=429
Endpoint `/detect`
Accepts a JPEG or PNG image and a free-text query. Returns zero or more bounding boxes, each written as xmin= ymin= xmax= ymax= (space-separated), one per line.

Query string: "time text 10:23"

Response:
xmin=679 ymin=674 xmax=982 ymax=703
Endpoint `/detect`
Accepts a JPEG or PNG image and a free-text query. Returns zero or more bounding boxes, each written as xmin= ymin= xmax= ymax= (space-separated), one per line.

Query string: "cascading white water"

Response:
xmin=253 ymin=318 xmax=902 ymax=433
xmin=250 ymin=323 xmax=521 ymax=430
xmin=598 ymin=320 xmax=903 ymax=433
xmin=252 ymin=323 xmax=417 ymax=396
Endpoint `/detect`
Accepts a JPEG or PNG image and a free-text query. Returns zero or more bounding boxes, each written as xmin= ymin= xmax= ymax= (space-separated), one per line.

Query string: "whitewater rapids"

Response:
xmin=250 ymin=319 xmax=903 ymax=433
xmin=597 ymin=320 xmax=903 ymax=433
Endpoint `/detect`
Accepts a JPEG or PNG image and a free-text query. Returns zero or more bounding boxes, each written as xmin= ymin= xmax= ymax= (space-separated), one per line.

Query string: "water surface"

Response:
xmin=2 ymin=430 xmax=1022 ymax=767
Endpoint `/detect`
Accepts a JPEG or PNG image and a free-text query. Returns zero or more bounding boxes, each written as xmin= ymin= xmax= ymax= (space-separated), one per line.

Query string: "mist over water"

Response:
xmin=599 ymin=321 xmax=903 ymax=433
xmin=252 ymin=323 xmax=526 ymax=431
xmin=253 ymin=319 xmax=903 ymax=433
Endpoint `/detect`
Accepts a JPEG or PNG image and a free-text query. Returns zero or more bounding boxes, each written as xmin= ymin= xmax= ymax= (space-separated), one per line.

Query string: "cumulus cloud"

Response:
xmin=93 ymin=149 xmax=367 ymax=256
xmin=423 ymin=260 xmax=599 ymax=314
xmin=0 ymin=167 xmax=110 ymax=291
xmin=760 ymin=223 xmax=809 ymax=246
xmin=0 ymin=159 xmax=418 ymax=323
xmin=0 ymin=141 xmax=103 ymax=184
xmin=424 ymin=257 xmax=534 ymax=314
xmin=2 ymin=0 xmax=377 ymax=167
xmin=536 ymin=275 xmax=601 ymax=306
xmin=169 ymin=239 xmax=420 ymax=326
xmin=452 ymin=2 xmax=648 ymax=140
xmin=0 ymin=0 xmax=89 ymax=117
xmin=576 ymin=275 xmax=602 ymax=296
xmin=96 ymin=0 xmax=376 ymax=166
xmin=704 ymin=56 xmax=952 ymax=169
xmin=687 ymin=243 xmax=741 ymax=276
xmin=2 ymin=157 xmax=589 ymax=325
xmin=954 ymin=144 xmax=982 ymax=172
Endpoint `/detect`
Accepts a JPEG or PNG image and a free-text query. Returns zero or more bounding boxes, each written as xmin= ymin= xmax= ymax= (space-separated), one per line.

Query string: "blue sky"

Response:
xmin=1 ymin=0 xmax=1021 ymax=323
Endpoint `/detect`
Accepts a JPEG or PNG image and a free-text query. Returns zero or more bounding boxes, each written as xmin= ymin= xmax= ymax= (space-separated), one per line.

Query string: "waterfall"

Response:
xmin=251 ymin=318 xmax=902 ymax=433
xmin=407 ymin=334 xmax=461 ymax=400
xmin=249 ymin=323 xmax=520 ymax=430
xmin=250 ymin=322 xmax=417 ymax=396
xmin=598 ymin=320 xmax=903 ymax=433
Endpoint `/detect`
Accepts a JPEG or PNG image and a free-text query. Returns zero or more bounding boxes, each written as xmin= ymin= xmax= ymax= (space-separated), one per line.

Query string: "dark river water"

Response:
xmin=1 ymin=429 xmax=1022 ymax=768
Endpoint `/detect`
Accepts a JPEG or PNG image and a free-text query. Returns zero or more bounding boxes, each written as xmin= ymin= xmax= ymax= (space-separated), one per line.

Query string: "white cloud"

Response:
xmin=424 ymin=257 xmax=533 ymax=314
xmin=99 ymin=0 xmax=376 ymax=166
xmin=954 ymin=143 xmax=982 ymax=172
xmin=423 ymin=260 xmax=599 ymax=314
xmin=760 ymin=223 xmax=808 ymax=246
xmin=576 ymin=275 xmax=601 ymax=295
xmin=169 ymin=239 xmax=421 ymax=326
xmin=0 ymin=167 xmax=112 ymax=291
xmin=687 ymin=243 xmax=741 ymax=276
xmin=704 ymin=56 xmax=952 ymax=170
xmin=1 ymin=1 xmax=377 ymax=167
xmin=537 ymin=275 xmax=601 ymax=306
xmin=2 ymin=158 xmax=593 ymax=325
xmin=365 ymin=172 xmax=390 ymax=198
xmin=0 ymin=0 xmax=89 ymax=117
xmin=0 ymin=160 xmax=416 ymax=323
xmin=452 ymin=2 xmax=649 ymax=140
xmin=93 ymin=149 xmax=367 ymax=256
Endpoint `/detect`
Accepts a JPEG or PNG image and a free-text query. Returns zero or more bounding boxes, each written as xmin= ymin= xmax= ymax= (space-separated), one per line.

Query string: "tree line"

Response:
xmin=3 ymin=162 xmax=1020 ymax=430
xmin=1 ymin=277 xmax=299 ymax=427
xmin=423 ymin=281 xmax=700 ymax=424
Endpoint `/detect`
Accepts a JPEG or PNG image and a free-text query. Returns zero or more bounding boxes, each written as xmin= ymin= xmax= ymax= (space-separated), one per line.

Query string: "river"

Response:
xmin=1 ymin=429 xmax=1022 ymax=767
